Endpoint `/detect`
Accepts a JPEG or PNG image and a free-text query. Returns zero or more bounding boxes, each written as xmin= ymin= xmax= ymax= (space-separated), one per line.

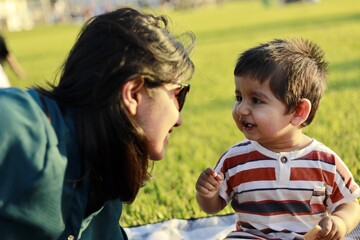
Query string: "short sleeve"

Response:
xmin=214 ymin=151 xmax=233 ymax=204
xmin=326 ymin=153 xmax=360 ymax=212
xmin=0 ymin=88 xmax=67 ymax=239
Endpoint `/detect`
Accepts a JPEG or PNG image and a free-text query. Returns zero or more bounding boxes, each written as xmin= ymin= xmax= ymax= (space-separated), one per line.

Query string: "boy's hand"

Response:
xmin=196 ymin=168 xmax=224 ymax=199
xmin=304 ymin=225 xmax=321 ymax=240
xmin=317 ymin=215 xmax=346 ymax=240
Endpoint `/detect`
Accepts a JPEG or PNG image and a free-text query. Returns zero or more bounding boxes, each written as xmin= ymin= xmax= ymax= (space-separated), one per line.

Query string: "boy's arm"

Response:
xmin=196 ymin=192 xmax=227 ymax=214
xmin=196 ymin=168 xmax=227 ymax=214
xmin=331 ymin=200 xmax=360 ymax=234
xmin=318 ymin=200 xmax=360 ymax=239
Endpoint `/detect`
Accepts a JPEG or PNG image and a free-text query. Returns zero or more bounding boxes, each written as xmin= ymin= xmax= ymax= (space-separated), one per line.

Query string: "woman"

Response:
xmin=0 ymin=7 xmax=195 ymax=239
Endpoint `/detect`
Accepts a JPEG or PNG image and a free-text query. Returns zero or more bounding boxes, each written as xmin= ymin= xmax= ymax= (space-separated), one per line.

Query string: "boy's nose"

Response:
xmin=236 ymin=102 xmax=250 ymax=115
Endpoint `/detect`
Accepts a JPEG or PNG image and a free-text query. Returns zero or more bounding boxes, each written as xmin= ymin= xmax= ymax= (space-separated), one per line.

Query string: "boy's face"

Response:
xmin=232 ymin=75 xmax=297 ymax=149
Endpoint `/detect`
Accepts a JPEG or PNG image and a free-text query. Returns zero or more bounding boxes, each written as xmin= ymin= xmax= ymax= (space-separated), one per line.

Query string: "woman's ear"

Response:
xmin=122 ymin=77 xmax=145 ymax=115
xmin=290 ymin=98 xmax=312 ymax=127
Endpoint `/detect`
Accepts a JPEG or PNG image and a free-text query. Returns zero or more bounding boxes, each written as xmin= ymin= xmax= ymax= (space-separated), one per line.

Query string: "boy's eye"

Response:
xmin=252 ymin=98 xmax=263 ymax=104
xmin=234 ymin=96 xmax=242 ymax=102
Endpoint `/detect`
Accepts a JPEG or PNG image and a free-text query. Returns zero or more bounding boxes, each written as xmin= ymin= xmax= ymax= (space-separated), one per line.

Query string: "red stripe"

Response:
xmin=224 ymin=151 xmax=272 ymax=169
xmin=228 ymin=168 xmax=276 ymax=187
xmin=310 ymin=203 xmax=326 ymax=214
xmin=300 ymin=150 xmax=359 ymax=201
xmin=300 ymin=150 xmax=336 ymax=165
xmin=290 ymin=167 xmax=335 ymax=184
xmin=226 ymin=167 xmax=275 ymax=196
xmin=330 ymin=183 xmax=345 ymax=203
xmin=335 ymin=161 xmax=359 ymax=193
xmin=234 ymin=209 xmax=311 ymax=216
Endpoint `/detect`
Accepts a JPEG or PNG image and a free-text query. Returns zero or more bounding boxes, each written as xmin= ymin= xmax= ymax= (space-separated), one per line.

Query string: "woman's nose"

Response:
xmin=174 ymin=114 xmax=182 ymax=127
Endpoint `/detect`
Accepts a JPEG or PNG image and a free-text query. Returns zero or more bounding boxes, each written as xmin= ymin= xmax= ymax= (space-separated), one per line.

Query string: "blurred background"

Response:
xmin=1 ymin=0 xmax=225 ymax=32
xmin=0 ymin=0 xmax=318 ymax=32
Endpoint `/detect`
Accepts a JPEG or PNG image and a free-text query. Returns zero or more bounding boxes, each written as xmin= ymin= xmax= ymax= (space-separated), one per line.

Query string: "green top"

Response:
xmin=0 ymin=88 xmax=127 ymax=240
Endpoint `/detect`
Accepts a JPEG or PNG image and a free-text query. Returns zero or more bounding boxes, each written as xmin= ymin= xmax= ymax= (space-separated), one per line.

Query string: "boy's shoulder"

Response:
xmin=220 ymin=140 xmax=261 ymax=161
xmin=227 ymin=139 xmax=253 ymax=153
xmin=223 ymin=139 xmax=341 ymax=161
xmin=308 ymin=138 xmax=342 ymax=160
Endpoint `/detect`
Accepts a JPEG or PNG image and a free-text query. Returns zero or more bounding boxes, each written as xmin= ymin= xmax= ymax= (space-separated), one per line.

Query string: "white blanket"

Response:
xmin=124 ymin=214 xmax=235 ymax=240
xmin=124 ymin=214 xmax=360 ymax=240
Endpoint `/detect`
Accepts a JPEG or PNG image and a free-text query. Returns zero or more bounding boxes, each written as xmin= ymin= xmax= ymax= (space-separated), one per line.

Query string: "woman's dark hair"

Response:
xmin=36 ymin=7 xmax=195 ymax=204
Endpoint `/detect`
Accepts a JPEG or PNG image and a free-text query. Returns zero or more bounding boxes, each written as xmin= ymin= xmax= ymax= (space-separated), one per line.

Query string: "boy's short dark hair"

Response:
xmin=234 ymin=38 xmax=328 ymax=127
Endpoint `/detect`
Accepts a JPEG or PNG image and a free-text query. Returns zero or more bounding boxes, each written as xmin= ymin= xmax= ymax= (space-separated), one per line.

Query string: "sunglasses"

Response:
xmin=152 ymin=79 xmax=190 ymax=112
xmin=171 ymin=82 xmax=190 ymax=112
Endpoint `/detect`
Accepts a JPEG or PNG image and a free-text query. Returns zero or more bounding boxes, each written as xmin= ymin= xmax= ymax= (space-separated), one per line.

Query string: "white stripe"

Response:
xmin=235 ymin=213 xmax=323 ymax=232
xmin=292 ymin=159 xmax=335 ymax=172
xmin=235 ymin=188 xmax=313 ymax=202
xmin=235 ymin=180 xmax=324 ymax=192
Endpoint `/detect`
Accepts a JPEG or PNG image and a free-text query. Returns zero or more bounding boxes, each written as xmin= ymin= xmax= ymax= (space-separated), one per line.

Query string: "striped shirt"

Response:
xmin=214 ymin=139 xmax=360 ymax=239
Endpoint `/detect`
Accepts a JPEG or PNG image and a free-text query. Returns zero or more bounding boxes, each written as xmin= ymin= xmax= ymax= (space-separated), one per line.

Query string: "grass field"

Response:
xmin=3 ymin=0 xmax=360 ymax=227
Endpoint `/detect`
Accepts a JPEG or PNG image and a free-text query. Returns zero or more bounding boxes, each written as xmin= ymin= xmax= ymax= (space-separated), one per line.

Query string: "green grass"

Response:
xmin=4 ymin=0 xmax=360 ymax=227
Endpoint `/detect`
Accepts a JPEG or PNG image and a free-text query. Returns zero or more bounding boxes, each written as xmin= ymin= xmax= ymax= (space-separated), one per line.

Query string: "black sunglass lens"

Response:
xmin=177 ymin=86 xmax=189 ymax=111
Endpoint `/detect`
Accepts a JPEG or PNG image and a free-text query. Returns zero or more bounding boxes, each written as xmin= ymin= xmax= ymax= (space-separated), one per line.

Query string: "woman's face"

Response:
xmin=136 ymin=83 xmax=184 ymax=160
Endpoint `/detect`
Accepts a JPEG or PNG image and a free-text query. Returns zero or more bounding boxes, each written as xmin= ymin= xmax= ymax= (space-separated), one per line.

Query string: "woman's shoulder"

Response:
xmin=0 ymin=87 xmax=67 ymax=216
xmin=0 ymin=88 xmax=49 ymax=138
xmin=0 ymin=87 xmax=41 ymax=113
xmin=0 ymin=88 xmax=67 ymax=238
xmin=0 ymin=87 xmax=65 ymax=181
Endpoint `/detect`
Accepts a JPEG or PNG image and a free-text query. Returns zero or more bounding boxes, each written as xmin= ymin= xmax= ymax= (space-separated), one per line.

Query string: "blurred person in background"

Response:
xmin=0 ymin=7 xmax=194 ymax=239
xmin=0 ymin=33 xmax=26 ymax=88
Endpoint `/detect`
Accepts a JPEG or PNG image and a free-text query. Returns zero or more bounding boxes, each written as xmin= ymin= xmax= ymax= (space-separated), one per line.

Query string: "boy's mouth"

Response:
xmin=242 ymin=121 xmax=255 ymax=129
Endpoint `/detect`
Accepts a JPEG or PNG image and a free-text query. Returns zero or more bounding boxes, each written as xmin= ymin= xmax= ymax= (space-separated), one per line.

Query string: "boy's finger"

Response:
xmin=196 ymin=185 xmax=210 ymax=194
xmin=215 ymin=172 xmax=224 ymax=181
xmin=204 ymin=168 xmax=216 ymax=176
xmin=304 ymin=225 xmax=321 ymax=240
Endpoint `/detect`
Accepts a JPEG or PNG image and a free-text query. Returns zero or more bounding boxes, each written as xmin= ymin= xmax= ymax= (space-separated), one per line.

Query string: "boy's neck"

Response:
xmin=260 ymin=134 xmax=313 ymax=153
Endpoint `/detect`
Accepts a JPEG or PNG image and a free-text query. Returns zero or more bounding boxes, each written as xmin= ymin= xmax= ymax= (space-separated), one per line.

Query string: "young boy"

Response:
xmin=196 ymin=38 xmax=360 ymax=239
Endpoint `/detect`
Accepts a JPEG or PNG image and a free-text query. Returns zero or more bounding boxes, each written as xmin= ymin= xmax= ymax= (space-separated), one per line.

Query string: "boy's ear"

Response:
xmin=290 ymin=98 xmax=311 ymax=127
xmin=121 ymin=77 xmax=145 ymax=115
